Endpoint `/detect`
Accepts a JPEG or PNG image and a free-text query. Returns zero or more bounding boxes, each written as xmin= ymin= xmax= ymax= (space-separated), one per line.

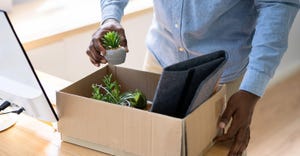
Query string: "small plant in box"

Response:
xmin=92 ymin=74 xmax=147 ymax=109
xmin=101 ymin=31 xmax=126 ymax=65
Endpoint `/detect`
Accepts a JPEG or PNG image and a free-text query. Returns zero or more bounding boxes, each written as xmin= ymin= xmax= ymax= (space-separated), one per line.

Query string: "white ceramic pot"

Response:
xmin=105 ymin=47 xmax=126 ymax=65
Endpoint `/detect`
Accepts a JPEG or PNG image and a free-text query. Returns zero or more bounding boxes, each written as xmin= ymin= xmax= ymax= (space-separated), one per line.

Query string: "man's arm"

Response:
xmin=87 ymin=0 xmax=129 ymax=67
xmin=240 ymin=0 xmax=299 ymax=97
xmin=216 ymin=1 xmax=299 ymax=156
xmin=101 ymin=0 xmax=129 ymax=23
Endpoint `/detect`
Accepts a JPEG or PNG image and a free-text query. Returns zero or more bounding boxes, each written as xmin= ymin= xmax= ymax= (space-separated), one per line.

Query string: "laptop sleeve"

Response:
xmin=150 ymin=50 xmax=227 ymax=118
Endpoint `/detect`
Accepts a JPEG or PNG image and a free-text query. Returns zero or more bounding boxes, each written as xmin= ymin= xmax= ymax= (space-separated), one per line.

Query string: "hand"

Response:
xmin=214 ymin=90 xmax=260 ymax=156
xmin=86 ymin=19 xmax=128 ymax=67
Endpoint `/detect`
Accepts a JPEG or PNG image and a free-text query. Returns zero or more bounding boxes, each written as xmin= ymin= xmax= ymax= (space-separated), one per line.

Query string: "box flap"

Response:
xmin=184 ymin=86 xmax=226 ymax=156
xmin=60 ymin=66 xmax=109 ymax=97
xmin=110 ymin=66 xmax=160 ymax=101
xmin=60 ymin=65 xmax=160 ymax=101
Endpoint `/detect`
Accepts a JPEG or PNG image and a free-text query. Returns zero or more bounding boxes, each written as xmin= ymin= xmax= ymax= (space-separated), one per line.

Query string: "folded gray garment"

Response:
xmin=150 ymin=50 xmax=227 ymax=118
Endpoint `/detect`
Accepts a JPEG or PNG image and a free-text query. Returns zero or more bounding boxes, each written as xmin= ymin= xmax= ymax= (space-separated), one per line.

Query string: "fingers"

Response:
xmin=86 ymin=19 xmax=128 ymax=66
xmin=92 ymin=38 xmax=106 ymax=55
xmin=214 ymin=127 xmax=250 ymax=156
xmin=214 ymin=91 xmax=256 ymax=156
xmin=86 ymin=27 xmax=108 ymax=67
xmin=215 ymin=107 xmax=244 ymax=143
xmin=214 ymin=99 xmax=237 ymax=143
xmin=219 ymin=101 xmax=236 ymax=129
xmin=86 ymin=42 xmax=107 ymax=67
xmin=117 ymin=29 xmax=129 ymax=52
xmin=224 ymin=113 xmax=245 ymax=139
xmin=228 ymin=127 xmax=250 ymax=156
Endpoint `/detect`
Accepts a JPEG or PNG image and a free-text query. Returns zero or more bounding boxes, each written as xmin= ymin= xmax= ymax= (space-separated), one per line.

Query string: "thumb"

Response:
xmin=218 ymin=102 xmax=236 ymax=129
xmin=218 ymin=115 xmax=232 ymax=130
xmin=118 ymin=30 xmax=128 ymax=52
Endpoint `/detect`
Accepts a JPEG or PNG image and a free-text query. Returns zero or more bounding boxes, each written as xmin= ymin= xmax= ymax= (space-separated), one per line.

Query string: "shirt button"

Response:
xmin=178 ymin=47 xmax=185 ymax=52
xmin=175 ymin=23 xmax=179 ymax=28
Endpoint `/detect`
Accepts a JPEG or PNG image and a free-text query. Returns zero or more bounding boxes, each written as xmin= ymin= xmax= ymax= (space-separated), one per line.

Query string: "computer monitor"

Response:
xmin=0 ymin=10 xmax=58 ymax=122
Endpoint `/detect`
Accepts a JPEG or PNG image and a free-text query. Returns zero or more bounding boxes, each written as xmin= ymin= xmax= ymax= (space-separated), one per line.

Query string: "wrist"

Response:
xmin=101 ymin=18 xmax=120 ymax=25
xmin=239 ymin=90 xmax=260 ymax=102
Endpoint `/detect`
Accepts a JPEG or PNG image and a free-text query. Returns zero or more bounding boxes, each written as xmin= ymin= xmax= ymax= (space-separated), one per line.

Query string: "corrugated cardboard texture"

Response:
xmin=150 ymin=113 xmax=182 ymax=156
xmin=184 ymin=86 xmax=226 ymax=156
xmin=57 ymin=93 xmax=124 ymax=149
xmin=57 ymin=93 xmax=183 ymax=156
xmin=57 ymin=66 xmax=183 ymax=156
xmin=110 ymin=66 xmax=159 ymax=99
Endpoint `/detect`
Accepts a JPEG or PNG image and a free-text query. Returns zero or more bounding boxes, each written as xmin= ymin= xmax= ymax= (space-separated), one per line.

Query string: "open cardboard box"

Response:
xmin=56 ymin=65 xmax=226 ymax=156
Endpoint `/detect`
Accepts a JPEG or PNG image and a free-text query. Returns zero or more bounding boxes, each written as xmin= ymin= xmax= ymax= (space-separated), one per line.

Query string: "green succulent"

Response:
xmin=92 ymin=74 xmax=121 ymax=104
xmin=128 ymin=90 xmax=147 ymax=109
xmin=101 ymin=31 xmax=121 ymax=50
xmin=92 ymin=74 xmax=147 ymax=110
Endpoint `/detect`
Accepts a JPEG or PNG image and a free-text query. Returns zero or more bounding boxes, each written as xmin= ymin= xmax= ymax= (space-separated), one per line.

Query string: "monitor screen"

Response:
xmin=0 ymin=10 xmax=58 ymax=121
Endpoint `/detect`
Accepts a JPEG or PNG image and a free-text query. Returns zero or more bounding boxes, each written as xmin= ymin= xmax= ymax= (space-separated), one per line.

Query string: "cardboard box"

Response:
xmin=57 ymin=65 xmax=226 ymax=156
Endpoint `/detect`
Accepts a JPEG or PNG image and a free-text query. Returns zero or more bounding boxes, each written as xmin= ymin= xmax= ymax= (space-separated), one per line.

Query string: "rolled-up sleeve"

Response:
xmin=240 ymin=0 xmax=299 ymax=96
xmin=100 ymin=0 xmax=129 ymax=22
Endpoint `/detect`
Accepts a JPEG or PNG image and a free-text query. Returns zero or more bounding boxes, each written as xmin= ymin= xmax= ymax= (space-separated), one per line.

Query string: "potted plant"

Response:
xmin=92 ymin=74 xmax=147 ymax=110
xmin=101 ymin=31 xmax=126 ymax=65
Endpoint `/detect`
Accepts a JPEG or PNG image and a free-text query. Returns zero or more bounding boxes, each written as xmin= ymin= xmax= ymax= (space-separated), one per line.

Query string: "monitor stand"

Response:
xmin=0 ymin=106 xmax=19 ymax=131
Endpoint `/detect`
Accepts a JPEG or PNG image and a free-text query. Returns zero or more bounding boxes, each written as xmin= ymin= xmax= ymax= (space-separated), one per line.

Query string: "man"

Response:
xmin=86 ymin=0 xmax=299 ymax=155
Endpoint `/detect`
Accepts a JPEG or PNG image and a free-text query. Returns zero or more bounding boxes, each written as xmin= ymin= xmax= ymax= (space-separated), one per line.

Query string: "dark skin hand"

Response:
xmin=86 ymin=19 xmax=128 ymax=67
xmin=214 ymin=90 xmax=260 ymax=156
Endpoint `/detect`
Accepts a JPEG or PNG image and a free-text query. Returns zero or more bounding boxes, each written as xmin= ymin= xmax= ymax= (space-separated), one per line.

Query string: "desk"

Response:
xmin=0 ymin=113 xmax=236 ymax=156
xmin=0 ymin=114 xmax=108 ymax=156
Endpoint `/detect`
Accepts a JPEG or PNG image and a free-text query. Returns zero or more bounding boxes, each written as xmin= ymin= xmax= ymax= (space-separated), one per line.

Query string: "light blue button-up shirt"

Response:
xmin=101 ymin=0 xmax=299 ymax=96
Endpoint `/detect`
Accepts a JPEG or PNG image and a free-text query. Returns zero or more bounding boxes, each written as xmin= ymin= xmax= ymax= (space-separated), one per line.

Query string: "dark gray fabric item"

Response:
xmin=150 ymin=50 xmax=227 ymax=118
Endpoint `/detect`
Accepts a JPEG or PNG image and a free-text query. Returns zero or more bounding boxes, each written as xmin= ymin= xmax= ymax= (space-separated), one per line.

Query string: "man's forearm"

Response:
xmin=100 ymin=0 xmax=129 ymax=23
xmin=240 ymin=0 xmax=299 ymax=96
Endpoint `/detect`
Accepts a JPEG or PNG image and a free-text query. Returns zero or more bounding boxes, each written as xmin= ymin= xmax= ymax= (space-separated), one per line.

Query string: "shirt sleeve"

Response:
xmin=239 ymin=0 xmax=299 ymax=97
xmin=100 ymin=0 xmax=129 ymax=23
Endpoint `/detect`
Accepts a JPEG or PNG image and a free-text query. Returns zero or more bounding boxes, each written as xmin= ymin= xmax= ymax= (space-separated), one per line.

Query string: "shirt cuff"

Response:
xmin=239 ymin=68 xmax=271 ymax=97
xmin=101 ymin=5 xmax=124 ymax=23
